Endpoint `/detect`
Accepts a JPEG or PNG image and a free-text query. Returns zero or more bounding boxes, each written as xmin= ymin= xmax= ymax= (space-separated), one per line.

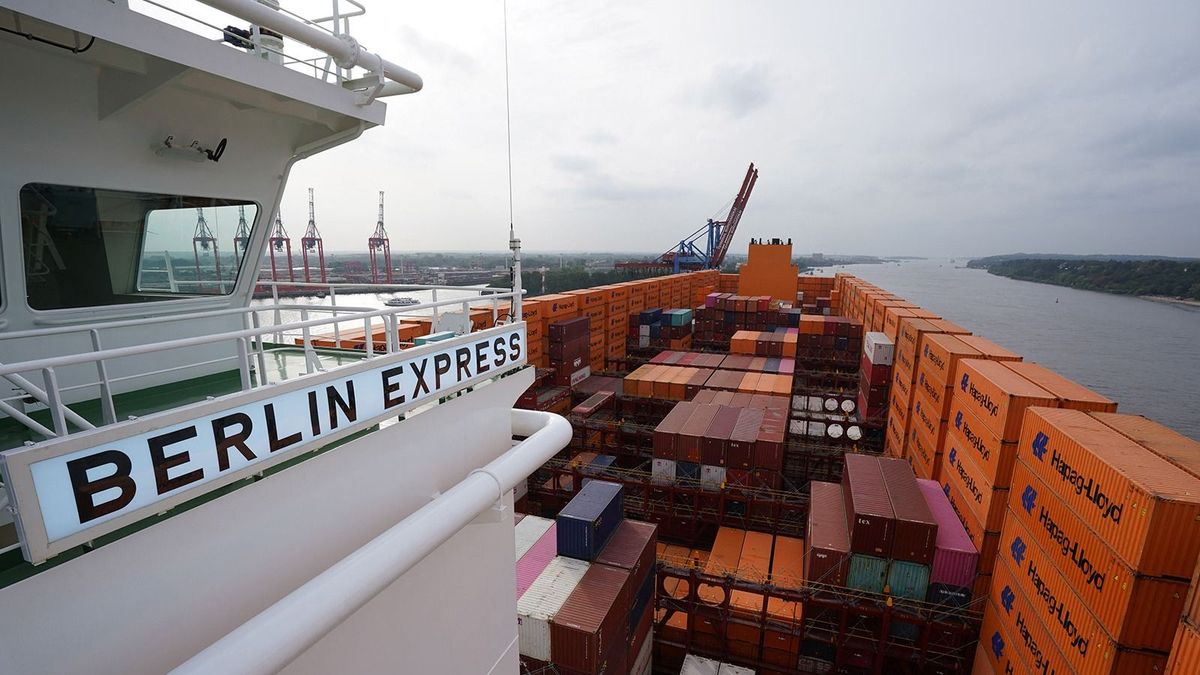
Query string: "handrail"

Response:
xmin=0 ymin=291 xmax=520 ymax=377
xmin=170 ymin=409 xmax=571 ymax=675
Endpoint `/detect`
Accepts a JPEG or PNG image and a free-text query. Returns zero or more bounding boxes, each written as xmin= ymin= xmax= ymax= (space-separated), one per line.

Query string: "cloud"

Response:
xmin=693 ymin=62 xmax=773 ymax=119
xmin=552 ymin=154 xmax=693 ymax=202
xmin=397 ymin=26 xmax=478 ymax=74
xmin=583 ymin=130 xmax=619 ymax=145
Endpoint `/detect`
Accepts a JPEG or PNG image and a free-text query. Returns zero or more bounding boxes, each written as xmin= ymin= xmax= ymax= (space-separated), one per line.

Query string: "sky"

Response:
xmin=154 ymin=1 xmax=1200 ymax=258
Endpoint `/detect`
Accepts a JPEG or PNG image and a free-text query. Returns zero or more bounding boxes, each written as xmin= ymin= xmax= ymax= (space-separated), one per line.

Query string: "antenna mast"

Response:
xmin=368 ymin=190 xmax=392 ymax=284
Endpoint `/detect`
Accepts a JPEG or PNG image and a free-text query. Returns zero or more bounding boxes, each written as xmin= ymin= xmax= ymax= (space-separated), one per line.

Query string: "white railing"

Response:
xmin=171 ymin=408 xmax=571 ymax=675
xmin=0 ymin=283 xmax=521 ymax=441
xmin=132 ymin=0 xmax=422 ymax=100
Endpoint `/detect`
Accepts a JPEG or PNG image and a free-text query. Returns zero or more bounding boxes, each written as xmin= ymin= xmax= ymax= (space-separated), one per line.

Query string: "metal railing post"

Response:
xmin=42 ymin=368 xmax=69 ymax=437
xmin=300 ymin=309 xmax=316 ymax=374
xmin=385 ymin=313 xmax=397 ymax=353
xmin=89 ymin=329 xmax=118 ymax=426
xmin=236 ymin=338 xmax=252 ymax=390
xmin=363 ymin=317 xmax=374 ymax=358
xmin=461 ymin=300 xmax=470 ymax=334
xmin=431 ymin=289 xmax=439 ymax=332
xmin=251 ymin=313 xmax=268 ymax=384
xmin=272 ymin=283 xmax=283 ymax=345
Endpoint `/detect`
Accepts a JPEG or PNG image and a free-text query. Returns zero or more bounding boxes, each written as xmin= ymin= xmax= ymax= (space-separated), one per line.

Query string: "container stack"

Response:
xmin=939 ymin=358 xmax=1116 ymax=598
xmin=906 ymin=333 xmax=987 ymax=480
xmin=651 ymin=396 xmax=787 ymax=492
xmin=517 ymin=480 xmax=658 ymax=675
xmin=622 ymin=365 xmax=792 ymax=401
xmin=549 ymin=316 xmax=593 ymax=387
xmin=858 ymin=331 xmax=894 ymax=422
xmin=976 ymin=408 xmax=1200 ymax=675
xmin=629 ymin=308 xmax=695 ymax=351
xmin=729 ymin=329 xmax=799 ymax=358
xmin=693 ymin=294 xmax=794 ymax=347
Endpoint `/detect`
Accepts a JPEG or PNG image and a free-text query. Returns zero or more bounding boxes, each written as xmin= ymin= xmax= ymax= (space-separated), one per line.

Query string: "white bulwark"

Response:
xmin=1 ymin=325 xmax=526 ymax=563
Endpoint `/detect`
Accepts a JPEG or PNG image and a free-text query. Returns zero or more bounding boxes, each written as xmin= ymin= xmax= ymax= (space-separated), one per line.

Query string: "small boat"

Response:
xmin=385 ymin=296 xmax=420 ymax=307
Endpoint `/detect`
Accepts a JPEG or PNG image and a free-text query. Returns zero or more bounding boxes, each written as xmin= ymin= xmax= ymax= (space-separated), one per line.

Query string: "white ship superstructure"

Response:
xmin=0 ymin=2 xmax=567 ymax=673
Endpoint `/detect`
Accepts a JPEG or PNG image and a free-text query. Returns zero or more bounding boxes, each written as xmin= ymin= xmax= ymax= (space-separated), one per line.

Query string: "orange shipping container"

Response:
xmin=883 ymin=307 xmax=918 ymax=340
xmin=945 ymin=401 xmax=1017 ymax=489
xmin=521 ymin=299 xmax=543 ymax=323
xmin=897 ymin=317 xmax=942 ymax=357
xmin=925 ymin=318 xmax=971 ymax=335
xmin=770 ymin=535 xmax=805 ymax=589
xmin=1017 ymin=407 xmax=1200 ymax=578
xmin=537 ymin=293 xmax=578 ymax=317
xmin=908 ymin=427 xmax=941 ymax=482
xmin=1091 ymin=412 xmax=1200 ymax=479
xmin=909 ymin=387 xmax=945 ymax=445
xmin=1168 ymin=621 xmax=1200 ymax=675
xmin=987 ymin=554 xmax=1074 ymax=675
xmin=955 ymin=335 xmax=1022 ymax=363
xmin=1003 ymin=361 xmax=1117 ymax=413
xmin=623 ymin=365 xmax=651 ymax=396
xmin=705 ymin=527 xmax=745 ymax=577
xmin=1007 ymin=461 xmax=1189 ymax=652
xmin=957 ymin=359 xmax=1057 ymax=442
xmin=738 ymin=371 xmax=762 ymax=393
xmin=976 ymin=600 xmax=1030 ymax=675
xmin=737 ymin=531 xmax=774 ymax=584
xmin=942 ymin=433 xmax=1007 ymax=532
xmin=919 ymin=333 xmax=982 ymax=389
xmin=942 ymin=468 xmax=1000 ymax=575
xmin=997 ymin=512 xmax=1170 ymax=673
xmin=914 ymin=365 xmax=953 ymax=418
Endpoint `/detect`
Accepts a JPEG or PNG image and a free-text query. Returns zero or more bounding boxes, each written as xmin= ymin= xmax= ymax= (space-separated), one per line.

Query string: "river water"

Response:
xmin=815 ymin=260 xmax=1200 ymax=440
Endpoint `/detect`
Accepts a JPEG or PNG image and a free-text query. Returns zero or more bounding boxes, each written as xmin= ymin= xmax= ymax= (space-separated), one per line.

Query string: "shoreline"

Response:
xmin=1140 ymin=295 xmax=1200 ymax=309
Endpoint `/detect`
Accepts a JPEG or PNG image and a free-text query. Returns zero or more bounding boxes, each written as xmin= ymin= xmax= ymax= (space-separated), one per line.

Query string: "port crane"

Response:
xmin=191 ymin=207 xmax=222 ymax=290
xmin=232 ymin=205 xmax=251 ymax=265
xmin=268 ymin=211 xmax=295 ymax=283
xmin=369 ymin=190 xmax=393 ymax=283
xmin=300 ymin=187 xmax=326 ymax=283
xmin=618 ymin=163 xmax=758 ymax=272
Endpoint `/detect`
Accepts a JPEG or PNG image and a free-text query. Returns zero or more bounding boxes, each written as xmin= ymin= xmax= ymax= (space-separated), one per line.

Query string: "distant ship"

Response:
xmin=385 ymin=296 xmax=420 ymax=307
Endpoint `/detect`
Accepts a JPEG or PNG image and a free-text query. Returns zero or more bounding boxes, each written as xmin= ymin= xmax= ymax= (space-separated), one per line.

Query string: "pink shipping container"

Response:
xmin=516 ymin=523 xmax=558 ymax=598
xmin=916 ymin=479 xmax=978 ymax=588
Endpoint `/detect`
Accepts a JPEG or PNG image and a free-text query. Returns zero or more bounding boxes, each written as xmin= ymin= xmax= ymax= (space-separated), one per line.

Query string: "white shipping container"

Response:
xmin=807 ymin=421 xmax=827 ymax=437
xmin=514 ymin=516 xmax=554 ymax=560
xmin=639 ymin=325 xmax=651 ymax=336
xmin=517 ymin=556 xmax=590 ymax=660
xmin=700 ymin=465 xmax=727 ymax=490
xmin=682 ymin=654 xmax=722 ymax=675
xmin=632 ymin=628 xmax=653 ymax=675
xmin=863 ymin=331 xmax=895 ymax=366
xmin=789 ymin=420 xmax=807 ymax=436
xmin=807 ymin=396 xmax=823 ymax=411
xmin=718 ymin=663 xmax=757 ymax=675
xmin=652 ymin=458 xmax=676 ymax=485
xmin=792 ymin=395 xmax=806 ymax=411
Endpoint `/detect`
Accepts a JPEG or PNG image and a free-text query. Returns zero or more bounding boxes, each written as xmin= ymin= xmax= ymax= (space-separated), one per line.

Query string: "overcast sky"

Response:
xmin=167 ymin=1 xmax=1200 ymax=257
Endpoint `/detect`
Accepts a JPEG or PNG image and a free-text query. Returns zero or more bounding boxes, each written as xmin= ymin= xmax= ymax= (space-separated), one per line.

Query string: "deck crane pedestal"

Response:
xmin=617 ymin=163 xmax=758 ymax=272
xmin=301 ymin=187 xmax=326 ymax=283
xmin=369 ymin=190 xmax=393 ymax=284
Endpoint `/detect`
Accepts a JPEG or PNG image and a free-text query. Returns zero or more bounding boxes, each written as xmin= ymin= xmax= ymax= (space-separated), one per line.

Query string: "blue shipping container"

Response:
xmin=639 ymin=308 xmax=662 ymax=325
xmin=556 ymin=480 xmax=624 ymax=561
xmin=675 ymin=461 xmax=700 ymax=482
xmin=846 ymin=554 xmax=887 ymax=594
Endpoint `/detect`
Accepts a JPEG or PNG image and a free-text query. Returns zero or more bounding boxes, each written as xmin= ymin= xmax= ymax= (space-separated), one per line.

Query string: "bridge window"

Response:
xmin=20 ymin=184 xmax=257 ymax=310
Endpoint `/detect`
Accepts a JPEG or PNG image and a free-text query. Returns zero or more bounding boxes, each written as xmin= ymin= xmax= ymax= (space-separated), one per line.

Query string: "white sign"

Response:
xmin=1 ymin=326 xmax=525 ymax=562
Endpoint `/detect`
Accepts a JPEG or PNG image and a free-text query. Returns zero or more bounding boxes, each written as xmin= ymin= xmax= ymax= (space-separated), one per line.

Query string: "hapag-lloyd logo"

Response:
xmin=923 ymin=344 xmax=946 ymax=371
xmin=990 ymin=631 xmax=1005 ymax=661
xmin=1033 ymin=432 xmax=1125 ymax=524
xmin=963 ymin=373 xmax=1000 ymax=418
xmin=955 ymin=411 xmax=963 ymax=429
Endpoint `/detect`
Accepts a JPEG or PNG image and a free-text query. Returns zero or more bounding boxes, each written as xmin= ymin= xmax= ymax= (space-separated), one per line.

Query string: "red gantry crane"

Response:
xmin=369 ymin=190 xmax=392 ymax=284
xmin=301 ymin=187 xmax=326 ymax=283
xmin=617 ymin=163 xmax=758 ymax=271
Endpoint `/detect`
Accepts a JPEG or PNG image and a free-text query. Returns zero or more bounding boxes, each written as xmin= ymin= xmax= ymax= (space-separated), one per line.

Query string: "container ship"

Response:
xmin=2 ymin=3 xmax=1199 ymax=675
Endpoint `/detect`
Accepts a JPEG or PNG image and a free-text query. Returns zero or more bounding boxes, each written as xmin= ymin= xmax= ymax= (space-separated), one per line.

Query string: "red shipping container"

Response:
xmin=652 ymin=402 xmax=695 ymax=460
xmin=806 ymin=481 xmax=851 ymax=586
xmin=677 ymin=404 xmax=719 ymax=464
xmin=551 ymin=563 xmax=631 ymax=674
xmin=727 ymin=407 xmax=764 ymax=470
xmin=879 ymin=457 xmax=938 ymax=565
xmin=842 ymin=454 xmax=896 ymax=557
xmin=701 ymin=405 xmax=740 ymax=465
